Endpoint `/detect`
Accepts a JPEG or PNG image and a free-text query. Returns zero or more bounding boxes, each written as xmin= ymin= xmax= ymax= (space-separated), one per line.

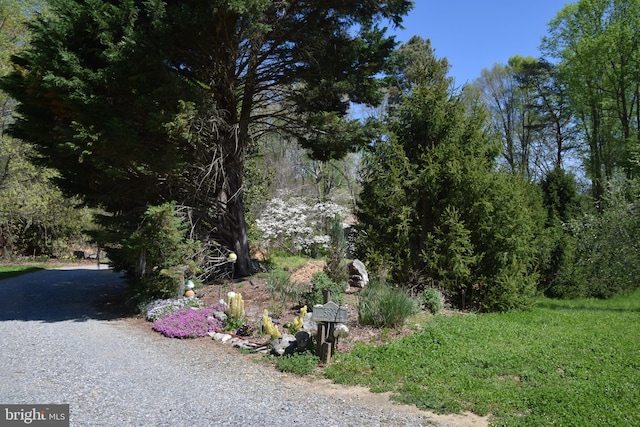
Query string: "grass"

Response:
xmin=269 ymin=254 xmax=311 ymax=271
xmin=274 ymin=353 xmax=320 ymax=376
xmin=324 ymin=289 xmax=640 ymax=426
xmin=0 ymin=264 xmax=47 ymax=281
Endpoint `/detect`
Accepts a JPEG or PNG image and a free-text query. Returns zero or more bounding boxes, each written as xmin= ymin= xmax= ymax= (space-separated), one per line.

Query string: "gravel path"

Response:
xmin=0 ymin=266 xmax=485 ymax=427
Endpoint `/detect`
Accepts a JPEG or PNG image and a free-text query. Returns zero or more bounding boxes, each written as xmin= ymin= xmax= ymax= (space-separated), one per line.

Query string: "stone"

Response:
xmin=270 ymin=334 xmax=297 ymax=356
xmin=212 ymin=311 xmax=227 ymax=322
xmin=234 ymin=340 xmax=258 ymax=351
xmin=333 ymin=323 xmax=349 ymax=339
xmin=302 ymin=312 xmax=316 ymax=331
xmin=348 ymin=259 xmax=369 ymax=288
xmin=209 ymin=332 xmax=225 ymax=341
xmin=210 ymin=332 xmax=233 ymax=343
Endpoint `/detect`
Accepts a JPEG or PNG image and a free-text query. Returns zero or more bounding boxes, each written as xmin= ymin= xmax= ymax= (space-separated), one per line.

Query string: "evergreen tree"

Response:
xmin=1 ymin=0 xmax=411 ymax=276
xmin=357 ymin=37 xmax=542 ymax=311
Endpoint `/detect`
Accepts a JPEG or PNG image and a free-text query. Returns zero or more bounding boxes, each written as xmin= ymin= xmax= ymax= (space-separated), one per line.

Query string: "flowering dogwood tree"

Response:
xmin=256 ymin=196 xmax=348 ymax=256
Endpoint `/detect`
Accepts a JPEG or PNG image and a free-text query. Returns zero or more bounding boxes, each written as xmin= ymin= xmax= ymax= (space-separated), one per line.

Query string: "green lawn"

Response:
xmin=0 ymin=265 xmax=46 ymax=281
xmin=325 ymin=290 xmax=640 ymax=426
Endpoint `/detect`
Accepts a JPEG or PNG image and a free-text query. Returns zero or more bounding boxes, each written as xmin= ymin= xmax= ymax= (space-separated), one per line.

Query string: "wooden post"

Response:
xmin=312 ymin=289 xmax=347 ymax=364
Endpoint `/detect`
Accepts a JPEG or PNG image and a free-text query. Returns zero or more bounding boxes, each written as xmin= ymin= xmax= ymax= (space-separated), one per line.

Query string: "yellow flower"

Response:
xmin=262 ymin=309 xmax=281 ymax=339
xmin=290 ymin=305 xmax=307 ymax=333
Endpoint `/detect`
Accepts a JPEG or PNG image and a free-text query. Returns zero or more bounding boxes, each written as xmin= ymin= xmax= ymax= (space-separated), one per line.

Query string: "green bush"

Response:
xmin=303 ymin=271 xmax=345 ymax=308
xmin=110 ymin=202 xmax=202 ymax=303
xmin=355 ymin=39 xmax=542 ymax=312
xmin=358 ymin=280 xmax=419 ymax=328
xmin=420 ymin=288 xmax=443 ymax=314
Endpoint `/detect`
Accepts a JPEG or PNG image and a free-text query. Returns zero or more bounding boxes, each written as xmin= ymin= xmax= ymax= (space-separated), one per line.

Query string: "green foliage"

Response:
xmin=1 ymin=0 xmax=412 ymax=276
xmin=553 ymin=180 xmax=640 ymax=298
xmin=540 ymin=167 xmax=580 ymax=224
xmin=357 ymin=37 xmax=541 ymax=312
xmin=326 ymin=289 xmax=640 ymax=426
xmin=324 ymin=216 xmax=349 ymax=287
xmin=0 ymin=0 xmax=91 ymax=259
xmin=110 ymin=203 xmax=202 ymax=303
xmin=357 ymin=280 xmax=419 ymax=328
xmin=0 ymin=264 xmax=46 ymax=281
xmin=266 ymin=268 xmax=301 ymax=310
xmin=0 ymin=154 xmax=94 ymax=258
xmin=419 ymin=288 xmax=443 ymax=314
xmin=422 ymin=206 xmax=476 ymax=302
xmin=274 ymin=353 xmax=319 ymax=376
xmin=543 ymin=0 xmax=640 ymax=201
xmin=303 ymin=271 xmax=345 ymax=308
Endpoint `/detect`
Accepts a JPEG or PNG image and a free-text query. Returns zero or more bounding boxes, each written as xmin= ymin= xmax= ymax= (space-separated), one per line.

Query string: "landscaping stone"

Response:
xmin=270 ymin=334 xmax=297 ymax=356
xmin=348 ymin=259 xmax=369 ymax=288
xmin=302 ymin=312 xmax=316 ymax=331
xmin=212 ymin=310 xmax=227 ymax=322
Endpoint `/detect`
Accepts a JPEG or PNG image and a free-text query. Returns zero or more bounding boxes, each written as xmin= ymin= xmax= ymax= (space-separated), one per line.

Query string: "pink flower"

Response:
xmin=152 ymin=307 xmax=222 ymax=338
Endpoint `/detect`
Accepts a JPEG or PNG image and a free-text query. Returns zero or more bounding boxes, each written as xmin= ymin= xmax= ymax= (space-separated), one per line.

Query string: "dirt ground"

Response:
xmin=197 ymin=260 xmax=418 ymax=351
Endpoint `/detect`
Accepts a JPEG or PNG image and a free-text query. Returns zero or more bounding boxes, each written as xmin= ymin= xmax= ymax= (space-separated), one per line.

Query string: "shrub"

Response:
xmin=267 ymin=269 xmax=298 ymax=302
xmin=303 ymin=271 xmax=345 ymax=308
xmin=556 ymin=181 xmax=640 ymax=299
xmin=111 ymin=202 xmax=203 ymax=303
xmin=152 ymin=306 xmax=222 ymax=338
xmin=420 ymin=288 xmax=443 ymax=314
xmin=358 ymin=280 xmax=418 ymax=328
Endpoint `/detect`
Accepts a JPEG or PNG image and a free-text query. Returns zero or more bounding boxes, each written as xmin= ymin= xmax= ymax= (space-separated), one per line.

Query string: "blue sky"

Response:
xmin=391 ymin=1 xmax=572 ymax=85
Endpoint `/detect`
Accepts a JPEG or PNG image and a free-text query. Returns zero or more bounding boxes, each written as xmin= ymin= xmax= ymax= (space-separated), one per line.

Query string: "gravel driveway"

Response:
xmin=0 ymin=266 xmax=483 ymax=427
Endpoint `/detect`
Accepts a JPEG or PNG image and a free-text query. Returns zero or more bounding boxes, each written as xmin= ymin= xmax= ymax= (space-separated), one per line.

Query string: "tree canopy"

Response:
xmin=1 ymin=0 xmax=412 ymax=277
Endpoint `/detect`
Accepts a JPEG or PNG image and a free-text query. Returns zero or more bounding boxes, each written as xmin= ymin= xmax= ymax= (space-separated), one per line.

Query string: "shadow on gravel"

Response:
xmin=0 ymin=268 xmax=133 ymax=322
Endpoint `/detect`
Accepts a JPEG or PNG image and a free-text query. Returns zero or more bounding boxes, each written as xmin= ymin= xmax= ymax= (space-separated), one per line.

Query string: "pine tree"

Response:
xmin=357 ymin=37 xmax=542 ymax=311
xmin=1 ymin=0 xmax=412 ymax=277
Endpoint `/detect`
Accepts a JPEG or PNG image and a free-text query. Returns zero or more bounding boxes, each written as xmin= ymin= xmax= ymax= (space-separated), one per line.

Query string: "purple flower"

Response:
xmin=152 ymin=307 xmax=223 ymax=338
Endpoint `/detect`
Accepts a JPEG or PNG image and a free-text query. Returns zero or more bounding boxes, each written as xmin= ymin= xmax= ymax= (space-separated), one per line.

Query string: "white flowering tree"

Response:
xmin=256 ymin=195 xmax=348 ymax=256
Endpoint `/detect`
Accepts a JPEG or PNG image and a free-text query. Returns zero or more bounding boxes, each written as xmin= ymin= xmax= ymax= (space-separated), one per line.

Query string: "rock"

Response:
xmin=210 ymin=332 xmax=234 ymax=343
xmin=302 ymin=312 xmax=316 ymax=332
xmin=212 ymin=311 xmax=227 ymax=322
xmin=270 ymin=334 xmax=297 ymax=356
xmin=333 ymin=323 xmax=349 ymax=339
xmin=348 ymin=259 xmax=369 ymax=288
xmin=234 ymin=340 xmax=258 ymax=351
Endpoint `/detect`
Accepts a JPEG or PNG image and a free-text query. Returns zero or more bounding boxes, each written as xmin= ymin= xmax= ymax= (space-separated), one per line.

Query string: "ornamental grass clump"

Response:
xmin=152 ymin=307 xmax=222 ymax=338
xmin=358 ymin=280 xmax=419 ymax=328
